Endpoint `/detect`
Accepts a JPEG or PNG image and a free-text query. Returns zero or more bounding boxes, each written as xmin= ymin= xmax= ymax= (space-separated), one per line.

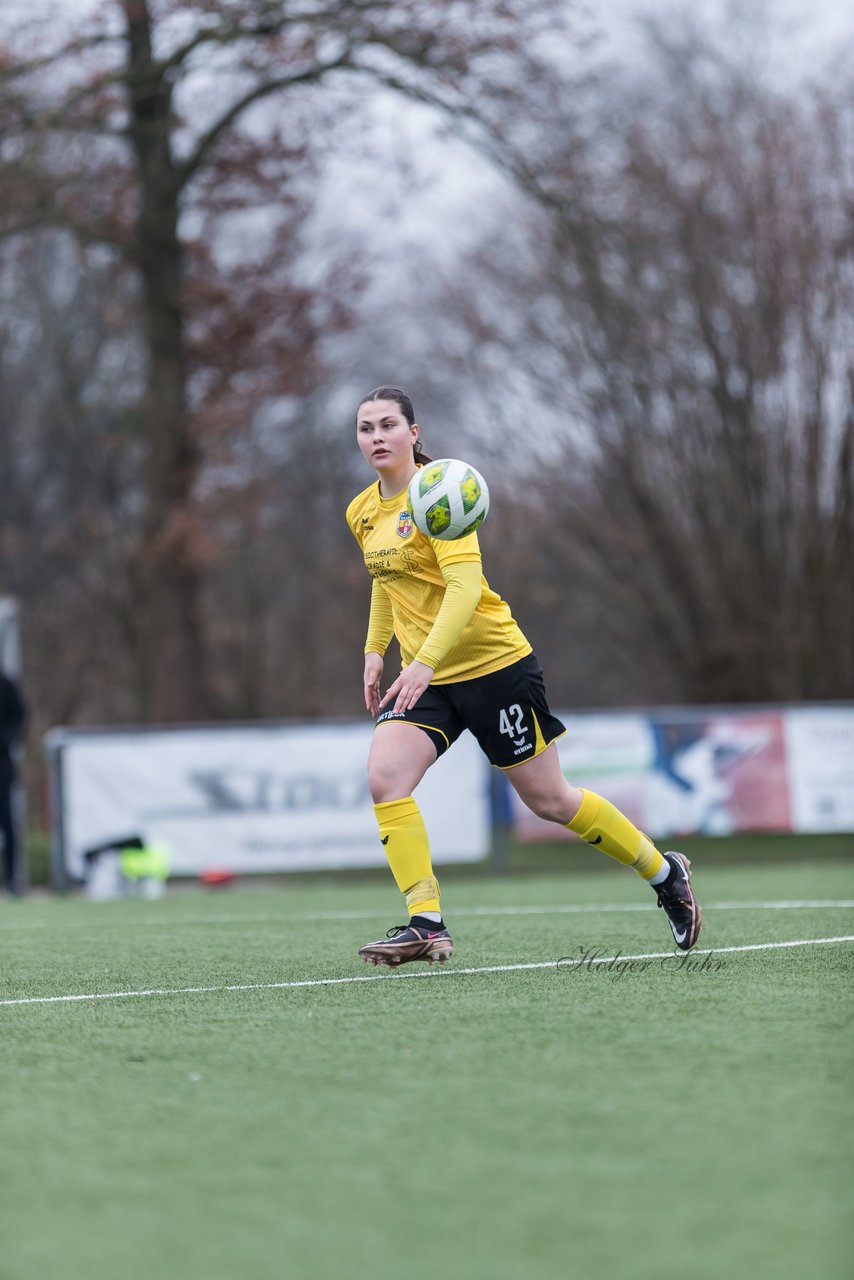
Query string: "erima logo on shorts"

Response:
xmin=513 ymin=742 xmax=533 ymax=755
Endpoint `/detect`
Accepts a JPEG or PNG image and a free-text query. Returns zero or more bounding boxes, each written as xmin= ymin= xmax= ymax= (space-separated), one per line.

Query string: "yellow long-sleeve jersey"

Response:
xmin=345 ymin=477 xmax=531 ymax=684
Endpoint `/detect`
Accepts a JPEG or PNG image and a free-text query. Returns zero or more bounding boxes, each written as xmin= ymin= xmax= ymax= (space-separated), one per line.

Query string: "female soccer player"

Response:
xmin=346 ymin=386 xmax=701 ymax=966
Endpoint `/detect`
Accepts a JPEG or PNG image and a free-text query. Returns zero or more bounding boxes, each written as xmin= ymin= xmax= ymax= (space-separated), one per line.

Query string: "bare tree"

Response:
xmin=449 ymin=24 xmax=854 ymax=705
xmin=0 ymin=233 xmax=148 ymax=732
xmin=1 ymin=0 xmax=570 ymax=720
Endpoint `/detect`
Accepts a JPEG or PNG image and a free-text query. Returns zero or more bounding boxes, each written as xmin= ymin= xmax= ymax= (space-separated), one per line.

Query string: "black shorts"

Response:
xmin=374 ymin=653 xmax=566 ymax=769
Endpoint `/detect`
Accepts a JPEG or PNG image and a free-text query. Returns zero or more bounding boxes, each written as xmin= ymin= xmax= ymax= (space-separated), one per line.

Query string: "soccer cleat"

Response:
xmin=655 ymin=852 xmax=702 ymax=950
xmin=358 ymin=923 xmax=454 ymax=968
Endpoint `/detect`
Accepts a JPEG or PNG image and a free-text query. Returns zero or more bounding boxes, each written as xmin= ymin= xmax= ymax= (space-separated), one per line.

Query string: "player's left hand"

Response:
xmin=379 ymin=660 xmax=434 ymax=714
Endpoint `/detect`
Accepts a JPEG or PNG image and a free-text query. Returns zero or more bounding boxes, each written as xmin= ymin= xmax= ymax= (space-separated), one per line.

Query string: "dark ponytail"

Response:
xmin=360 ymin=385 xmax=432 ymax=463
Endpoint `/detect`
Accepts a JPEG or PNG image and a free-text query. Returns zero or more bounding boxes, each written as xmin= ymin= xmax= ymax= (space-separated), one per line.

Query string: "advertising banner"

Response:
xmin=511 ymin=714 xmax=653 ymax=841
xmin=48 ymin=722 xmax=490 ymax=881
xmin=643 ymin=710 xmax=789 ymax=836
xmin=510 ymin=705 xmax=854 ymax=841
xmin=785 ymin=707 xmax=854 ymax=832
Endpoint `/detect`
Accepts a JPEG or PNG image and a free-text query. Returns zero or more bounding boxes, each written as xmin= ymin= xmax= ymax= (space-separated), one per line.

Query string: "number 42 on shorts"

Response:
xmin=499 ymin=704 xmax=528 ymax=739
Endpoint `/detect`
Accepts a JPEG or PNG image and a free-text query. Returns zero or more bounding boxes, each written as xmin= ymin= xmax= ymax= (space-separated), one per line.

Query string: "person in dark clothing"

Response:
xmin=0 ymin=671 xmax=26 ymax=895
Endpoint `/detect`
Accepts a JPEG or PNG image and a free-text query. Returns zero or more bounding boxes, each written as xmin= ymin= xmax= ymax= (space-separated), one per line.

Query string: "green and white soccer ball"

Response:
xmin=407 ymin=458 xmax=490 ymax=541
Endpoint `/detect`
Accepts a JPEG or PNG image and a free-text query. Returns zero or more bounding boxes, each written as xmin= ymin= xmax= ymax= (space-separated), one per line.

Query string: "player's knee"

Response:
xmin=367 ymin=759 xmax=408 ymax=805
xmin=524 ymin=791 xmax=577 ymax=825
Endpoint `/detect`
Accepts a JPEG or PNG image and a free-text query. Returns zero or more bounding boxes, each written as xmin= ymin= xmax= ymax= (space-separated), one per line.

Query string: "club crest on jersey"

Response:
xmin=397 ymin=510 xmax=413 ymax=538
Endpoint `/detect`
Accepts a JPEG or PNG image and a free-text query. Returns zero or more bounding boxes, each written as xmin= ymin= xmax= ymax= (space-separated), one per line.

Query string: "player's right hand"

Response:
xmin=364 ymin=652 xmax=384 ymax=717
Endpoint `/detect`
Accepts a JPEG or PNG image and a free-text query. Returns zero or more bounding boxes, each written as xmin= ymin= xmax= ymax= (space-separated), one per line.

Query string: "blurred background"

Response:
xmin=1 ymin=0 xmax=852 ymax=872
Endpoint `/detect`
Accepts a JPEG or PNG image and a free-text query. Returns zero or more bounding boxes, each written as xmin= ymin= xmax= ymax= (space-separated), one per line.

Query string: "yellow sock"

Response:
xmin=566 ymin=789 xmax=664 ymax=881
xmin=374 ymin=797 xmax=441 ymax=915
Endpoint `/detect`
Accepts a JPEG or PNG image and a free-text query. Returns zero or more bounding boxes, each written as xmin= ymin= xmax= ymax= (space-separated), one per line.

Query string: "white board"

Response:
xmin=48 ymin=722 xmax=491 ymax=879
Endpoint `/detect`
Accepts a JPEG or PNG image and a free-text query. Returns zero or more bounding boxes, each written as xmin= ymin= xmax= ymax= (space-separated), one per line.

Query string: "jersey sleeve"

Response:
xmin=414 ymin=559 xmax=483 ymax=671
xmin=345 ymin=497 xmax=362 ymax=542
xmin=364 ymin=580 xmax=394 ymax=657
xmin=430 ymin=530 xmax=482 ymax=567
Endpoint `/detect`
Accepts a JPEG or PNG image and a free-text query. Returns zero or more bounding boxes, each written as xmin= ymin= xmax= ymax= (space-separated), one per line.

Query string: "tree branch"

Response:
xmin=153 ymin=4 xmax=353 ymax=80
xmin=346 ymin=60 xmax=564 ymax=213
xmin=175 ymin=49 xmax=353 ymax=190
xmin=0 ymin=30 xmax=123 ymax=82
xmin=7 ymin=67 xmax=130 ymax=137
xmin=0 ymin=208 xmax=130 ymax=252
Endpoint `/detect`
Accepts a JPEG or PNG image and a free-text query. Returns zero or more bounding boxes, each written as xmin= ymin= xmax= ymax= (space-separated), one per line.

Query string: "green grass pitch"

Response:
xmin=1 ymin=854 xmax=852 ymax=1280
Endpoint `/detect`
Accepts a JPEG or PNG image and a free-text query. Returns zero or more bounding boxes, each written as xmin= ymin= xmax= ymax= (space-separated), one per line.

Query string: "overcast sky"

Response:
xmin=605 ymin=0 xmax=854 ymax=79
xmin=306 ymin=0 xmax=854 ymax=257
xmin=15 ymin=0 xmax=854 ymax=55
xmin=14 ymin=0 xmax=853 ymax=313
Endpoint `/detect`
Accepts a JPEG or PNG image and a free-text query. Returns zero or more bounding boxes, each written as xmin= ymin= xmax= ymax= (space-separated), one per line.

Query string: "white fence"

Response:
xmin=46 ymin=721 xmax=491 ymax=885
xmin=46 ymin=703 xmax=854 ymax=885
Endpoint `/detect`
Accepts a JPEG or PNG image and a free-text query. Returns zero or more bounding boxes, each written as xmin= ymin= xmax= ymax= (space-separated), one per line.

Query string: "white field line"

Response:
xmin=1 ymin=899 xmax=853 ymax=932
xmin=1 ymin=934 xmax=853 ymax=1009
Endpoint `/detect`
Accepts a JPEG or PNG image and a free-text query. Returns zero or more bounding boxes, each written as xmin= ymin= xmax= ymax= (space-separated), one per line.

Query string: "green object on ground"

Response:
xmin=118 ymin=842 xmax=170 ymax=882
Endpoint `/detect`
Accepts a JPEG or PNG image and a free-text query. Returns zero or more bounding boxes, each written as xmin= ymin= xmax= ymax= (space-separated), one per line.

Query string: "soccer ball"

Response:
xmin=407 ymin=458 xmax=490 ymax=541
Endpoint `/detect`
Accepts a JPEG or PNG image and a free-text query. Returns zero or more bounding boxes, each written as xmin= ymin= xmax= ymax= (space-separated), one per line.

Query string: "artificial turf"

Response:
xmin=1 ymin=857 xmax=852 ymax=1280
